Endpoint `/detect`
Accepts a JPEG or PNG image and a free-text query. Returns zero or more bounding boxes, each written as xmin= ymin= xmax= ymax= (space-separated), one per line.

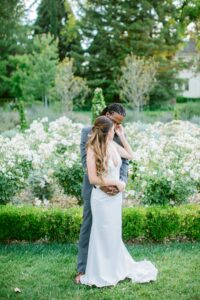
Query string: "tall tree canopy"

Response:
xmin=34 ymin=0 xmax=80 ymax=60
xmin=0 ymin=0 xmax=28 ymax=99
xmin=72 ymin=0 xmax=200 ymax=104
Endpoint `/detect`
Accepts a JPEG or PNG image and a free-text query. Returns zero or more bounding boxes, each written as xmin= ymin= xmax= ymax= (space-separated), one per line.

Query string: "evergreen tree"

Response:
xmin=91 ymin=88 xmax=106 ymax=122
xmin=72 ymin=0 xmax=199 ymax=105
xmin=34 ymin=0 xmax=80 ymax=60
xmin=0 ymin=0 xmax=29 ymax=99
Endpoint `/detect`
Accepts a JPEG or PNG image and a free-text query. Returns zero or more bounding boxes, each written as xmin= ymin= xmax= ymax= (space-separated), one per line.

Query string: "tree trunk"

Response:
xmin=44 ymin=94 xmax=48 ymax=108
xmin=134 ymin=105 xmax=140 ymax=121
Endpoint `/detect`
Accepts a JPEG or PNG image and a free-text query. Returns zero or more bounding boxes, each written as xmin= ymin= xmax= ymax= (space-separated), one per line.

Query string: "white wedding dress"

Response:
xmin=80 ymin=147 xmax=158 ymax=287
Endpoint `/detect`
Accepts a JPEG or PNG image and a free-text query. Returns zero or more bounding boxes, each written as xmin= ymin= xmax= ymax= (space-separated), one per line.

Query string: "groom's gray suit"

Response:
xmin=77 ymin=125 xmax=129 ymax=273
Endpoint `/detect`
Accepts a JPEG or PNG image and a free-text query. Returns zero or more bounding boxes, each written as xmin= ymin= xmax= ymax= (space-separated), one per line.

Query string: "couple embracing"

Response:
xmin=75 ymin=103 xmax=158 ymax=287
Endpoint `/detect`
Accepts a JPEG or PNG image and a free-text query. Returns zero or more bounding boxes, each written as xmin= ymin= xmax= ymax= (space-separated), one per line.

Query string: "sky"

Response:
xmin=24 ymin=0 xmax=80 ymax=22
xmin=24 ymin=0 xmax=38 ymax=22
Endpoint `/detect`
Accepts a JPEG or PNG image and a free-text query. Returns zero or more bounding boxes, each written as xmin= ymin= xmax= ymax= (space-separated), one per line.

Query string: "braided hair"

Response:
xmin=100 ymin=103 xmax=126 ymax=117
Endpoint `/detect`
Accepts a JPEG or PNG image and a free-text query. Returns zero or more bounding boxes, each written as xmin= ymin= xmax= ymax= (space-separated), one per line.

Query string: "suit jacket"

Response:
xmin=80 ymin=126 xmax=129 ymax=200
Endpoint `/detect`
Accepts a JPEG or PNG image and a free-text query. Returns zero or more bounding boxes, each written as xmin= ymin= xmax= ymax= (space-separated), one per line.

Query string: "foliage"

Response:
xmin=26 ymin=33 xmax=58 ymax=107
xmin=118 ymin=54 xmax=158 ymax=111
xmin=141 ymin=174 xmax=193 ymax=206
xmin=7 ymin=33 xmax=58 ymax=128
xmin=11 ymin=100 xmax=28 ymax=131
xmin=28 ymin=169 xmax=55 ymax=201
xmin=0 ymin=160 xmax=32 ymax=205
xmin=125 ymin=120 xmax=200 ymax=204
xmin=0 ymin=204 xmax=199 ymax=242
xmin=91 ymin=88 xmax=106 ymax=122
xmin=55 ymin=58 xmax=89 ymax=111
xmin=176 ymin=102 xmax=200 ymax=119
xmin=9 ymin=33 xmax=59 ymax=108
xmin=0 ymin=117 xmax=200 ymax=205
xmin=54 ymin=159 xmax=84 ymax=205
xmin=149 ymin=58 xmax=180 ymax=106
xmin=34 ymin=0 xmax=81 ymax=60
xmin=0 ymin=0 xmax=29 ymax=98
xmin=72 ymin=0 xmax=197 ymax=104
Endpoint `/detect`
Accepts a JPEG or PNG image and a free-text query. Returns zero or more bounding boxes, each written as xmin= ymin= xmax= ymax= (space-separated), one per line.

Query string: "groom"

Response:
xmin=75 ymin=103 xmax=128 ymax=283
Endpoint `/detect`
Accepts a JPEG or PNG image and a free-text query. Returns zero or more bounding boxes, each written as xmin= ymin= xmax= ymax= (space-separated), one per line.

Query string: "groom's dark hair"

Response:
xmin=100 ymin=103 xmax=126 ymax=117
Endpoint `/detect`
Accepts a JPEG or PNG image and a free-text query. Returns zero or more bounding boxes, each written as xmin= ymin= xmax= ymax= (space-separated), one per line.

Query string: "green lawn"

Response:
xmin=0 ymin=242 xmax=199 ymax=300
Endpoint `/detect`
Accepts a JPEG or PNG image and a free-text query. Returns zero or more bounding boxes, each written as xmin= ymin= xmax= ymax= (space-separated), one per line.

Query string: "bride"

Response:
xmin=79 ymin=115 xmax=158 ymax=287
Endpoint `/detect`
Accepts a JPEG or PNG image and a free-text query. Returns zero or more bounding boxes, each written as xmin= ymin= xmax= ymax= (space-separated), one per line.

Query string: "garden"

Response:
xmin=0 ymin=0 xmax=200 ymax=299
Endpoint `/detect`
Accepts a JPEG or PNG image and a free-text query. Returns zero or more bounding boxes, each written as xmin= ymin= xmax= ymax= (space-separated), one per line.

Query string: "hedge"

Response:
xmin=0 ymin=204 xmax=199 ymax=243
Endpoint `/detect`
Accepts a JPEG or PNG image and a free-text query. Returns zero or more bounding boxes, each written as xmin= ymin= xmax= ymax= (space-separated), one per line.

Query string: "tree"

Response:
xmin=91 ymin=88 xmax=106 ymax=122
xmin=34 ymin=0 xmax=81 ymax=60
xmin=9 ymin=33 xmax=59 ymax=116
xmin=185 ymin=8 xmax=200 ymax=73
xmin=72 ymin=0 xmax=200 ymax=105
xmin=28 ymin=34 xmax=59 ymax=107
xmin=55 ymin=57 xmax=89 ymax=111
xmin=0 ymin=0 xmax=30 ymax=99
xmin=118 ymin=54 xmax=158 ymax=112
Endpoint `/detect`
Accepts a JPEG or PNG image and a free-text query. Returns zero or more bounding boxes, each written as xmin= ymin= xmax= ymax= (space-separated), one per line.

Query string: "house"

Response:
xmin=177 ymin=40 xmax=200 ymax=99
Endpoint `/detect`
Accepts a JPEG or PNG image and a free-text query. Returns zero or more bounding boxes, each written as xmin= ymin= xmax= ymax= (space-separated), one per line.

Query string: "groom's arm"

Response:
xmin=120 ymin=158 xmax=129 ymax=184
xmin=114 ymin=132 xmax=129 ymax=184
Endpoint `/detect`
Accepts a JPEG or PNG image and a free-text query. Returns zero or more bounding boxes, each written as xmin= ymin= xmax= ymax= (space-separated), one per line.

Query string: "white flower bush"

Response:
xmin=0 ymin=117 xmax=199 ymax=206
xmin=125 ymin=120 xmax=200 ymax=205
xmin=0 ymin=116 xmax=83 ymax=204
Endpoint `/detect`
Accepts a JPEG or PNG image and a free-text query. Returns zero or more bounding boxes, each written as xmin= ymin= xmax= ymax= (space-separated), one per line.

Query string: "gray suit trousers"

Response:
xmin=77 ymin=174 xmax=92 ymax=273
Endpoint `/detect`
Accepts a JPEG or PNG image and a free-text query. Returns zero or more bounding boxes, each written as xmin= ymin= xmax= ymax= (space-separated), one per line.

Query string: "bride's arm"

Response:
xmin=87 ymin=147 xmax=122 ymax=187
xmin=114 ymin=125 xmax=134 ymax=160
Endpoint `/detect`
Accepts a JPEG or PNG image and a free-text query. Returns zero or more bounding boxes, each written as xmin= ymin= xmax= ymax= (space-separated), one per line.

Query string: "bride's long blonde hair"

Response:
xmin=87 ymin=116 xmax=113 ymax=180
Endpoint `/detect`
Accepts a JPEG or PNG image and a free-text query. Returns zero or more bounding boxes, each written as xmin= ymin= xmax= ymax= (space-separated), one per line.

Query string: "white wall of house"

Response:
xmin=178 ymin=69 xmax=200 ymax=98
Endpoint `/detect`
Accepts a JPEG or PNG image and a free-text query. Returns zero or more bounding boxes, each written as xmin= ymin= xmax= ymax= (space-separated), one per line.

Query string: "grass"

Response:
xmin=0 ymin=242 xmax=199 ymax=300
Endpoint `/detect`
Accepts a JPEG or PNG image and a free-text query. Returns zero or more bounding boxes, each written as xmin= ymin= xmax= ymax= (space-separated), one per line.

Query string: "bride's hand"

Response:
xmin=115 ymin=124 xmax=125 ymax=137
xmin=117 ymin=180 xmax=126 ymax=192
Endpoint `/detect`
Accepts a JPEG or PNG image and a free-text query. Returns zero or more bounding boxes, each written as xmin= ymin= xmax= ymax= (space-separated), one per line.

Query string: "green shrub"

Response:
xmin=141 ymin=175 xmax=192 ymax=206
xmin=142 ymin=176 xmax=172 ymax=206
xmin=145 ymin=206 xmax=181 ymax=240
xmin=54 ymin=160 xmax=84 ymax=205
xmin=91 ymin=88 xmax=106 ymax=122
xmin=29 ymin=169 xmax=54 ymax=201
xmin=177 ymin=102 xmax=200 ymax=119
xmin=0 ymin=160 xmax=32 ymax=205
xmin=0 ymin=206 xmax=45 ymax=241
xmin=176 ymin=96 xmax=187 ymax=103
xmin=178 ymin=205 xmax=200 ymax=240
xmin=0 ymin=204 xmax=199 ymax=243
xmin=122 ymin=207 xmax=146 ymax=240
xmin=0 ymin=205 xmax=82 ymax=243
xmin=176 ymin=96 xmax=200 ymax=103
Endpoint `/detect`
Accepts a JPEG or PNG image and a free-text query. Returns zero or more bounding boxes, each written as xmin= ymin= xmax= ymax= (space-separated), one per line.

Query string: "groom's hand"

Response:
xmin=100 ymin=185 xmax=119 ymax=195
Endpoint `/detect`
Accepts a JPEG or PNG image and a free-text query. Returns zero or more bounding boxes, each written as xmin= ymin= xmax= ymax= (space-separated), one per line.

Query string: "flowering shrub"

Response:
xmin=0 ymin=133 xmax=32 ymax=204
xmin=28 ymin=168 xmax=55 ymax=201
xmin=54 ymin=159 xmax=84 ymax=205
xmin=125 ymin=121 xmax=200 ymax=205
xmin=0 ymin=116 xmax=83 ymax=204
xmin=0 ymin=117 xmax=199 ymax=206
